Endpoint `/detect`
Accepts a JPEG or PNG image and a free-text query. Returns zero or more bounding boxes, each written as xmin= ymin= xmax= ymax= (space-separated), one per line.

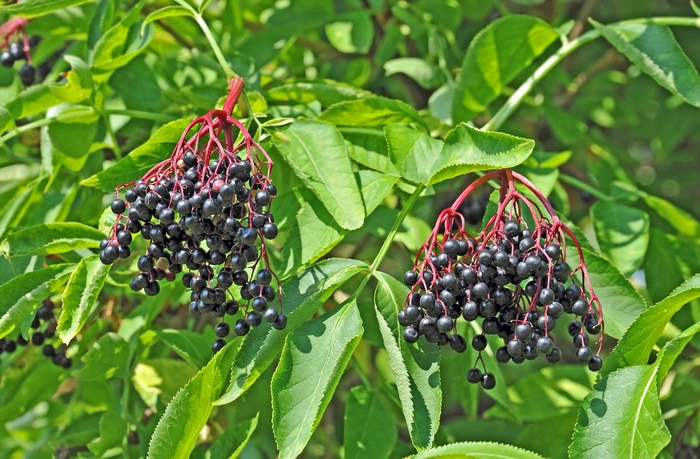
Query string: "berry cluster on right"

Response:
xmin=400 ymin=169 xmax=604 ymax=390
xmin=0 ymin=18 xmax=39 ymax=86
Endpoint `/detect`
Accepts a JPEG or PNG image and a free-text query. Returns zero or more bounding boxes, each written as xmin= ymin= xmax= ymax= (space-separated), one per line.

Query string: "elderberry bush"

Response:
xmin=99 ymin=79 xmax=285 ymax=353
xmin=0 ymin=298 xmax=72 ymax=369
xmin=400 ymin=170 xmax=604 ymax=389
xmin=0 ymin=18 xmax=39 ymax=86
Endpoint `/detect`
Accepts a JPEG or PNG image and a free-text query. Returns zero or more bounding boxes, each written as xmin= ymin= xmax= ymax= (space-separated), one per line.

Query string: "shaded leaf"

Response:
xmin=147 ymin=343 xmax=235 ymax=459
xmin=373 ymin=272 xmax=441 ymax=450
xmin=413 ymin=441 xmax=545 ymax=459
xmin=385 ymin=124 xmax=444 ymax=185
xmin=87 ymin=411 xmax=128 ymax=456
xmin=206 ymin=413 xmax=259 ymax=459
xmin=603 ymin=274 xmax=700 ymax=377
xmin=569 ymin=365 xmax=670 ymax=459
xmin=591 ymin=201 xmax=650 ymax=277
xmin=318 ymin=97 xmax=427 ymax=130
xmin=344 ymin=385 xmax=397 ymax=459
xmin=271 ymin=300 xmax=363 ymax=459
xmin=58 ymin=255 xmax=110 ymax=344
xmin=384 ymin=58 xmax=440 ymax=89
xmin=266 ymin=79 xmax=372 ymax=107
xmin=155 ymin=329 xmax=212 ymax=369
xmin=325 ymin=11 xmax=374 ymax=54
xmin=0 ymin=0 xmax=94 ymax=17
xmin=74 ymin=332 xmax=129 ymax=381
xmin=215 ymin=258 xmax=368 ymax=405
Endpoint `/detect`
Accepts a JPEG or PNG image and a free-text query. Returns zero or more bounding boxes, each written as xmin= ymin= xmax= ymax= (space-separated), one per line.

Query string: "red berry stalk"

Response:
xmin=400 ymin=169 xmax=603 ymax=390
xmin=101 ymin=78 xmax=284 ymax=353
xmin=0 ymin=18 xmax=38 ymax=85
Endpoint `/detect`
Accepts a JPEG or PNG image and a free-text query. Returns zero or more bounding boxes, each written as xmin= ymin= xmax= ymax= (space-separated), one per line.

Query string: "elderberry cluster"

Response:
xmin=99 ymin=78 xmax=284 ymax=353
xmin=0 ymin=34 xmax=39 ymax=86
xmin=400 ymin=170 xmax=604 ymax=389
xmin=0 ymin=299 xmax=72 ymax=369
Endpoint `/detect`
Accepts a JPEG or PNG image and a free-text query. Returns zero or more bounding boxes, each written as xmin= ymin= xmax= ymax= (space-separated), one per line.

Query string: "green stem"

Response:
xmin=100 ymin=109 xmax=176 ymax=122
xmin=483 ymin=16 xmax=700 ymax=132
xmin=558 ymin=173 xmax=610 ymax=201
xmin=194 ymin=13 xmax=238 ymax=80
xmin=103 ymin=114 xmax=122 ymax=160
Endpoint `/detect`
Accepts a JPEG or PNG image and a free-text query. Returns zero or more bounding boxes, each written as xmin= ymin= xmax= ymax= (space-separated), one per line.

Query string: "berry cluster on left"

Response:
xmin=0 ymin=299 xmax=72 ymax=369
xmin=99 ymin=79 xmax=285 ymax=354
xmin=0 ymin=18 xmax=38 ymax=86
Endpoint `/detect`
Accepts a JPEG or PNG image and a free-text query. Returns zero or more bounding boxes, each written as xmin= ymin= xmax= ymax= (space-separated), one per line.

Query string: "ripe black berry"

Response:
xmin=466 ymin=367 xmax=482 ymax=384
xmin=480 ymin=372 xmax=496 ymax=390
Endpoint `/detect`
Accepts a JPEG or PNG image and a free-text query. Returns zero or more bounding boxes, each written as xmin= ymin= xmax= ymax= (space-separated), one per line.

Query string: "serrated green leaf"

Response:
xmin=429 ymin=123 xmax=535 ymax=185
xmin=452 ymin=15 xmax=559 ymax=123
xmin=47 ymin=113 xmax=98 ymax=159
xmin=318 ymin=97 xmax=427 ymax=130
xmin=87 ymin=411 xmax=127 ymax=456
xmin=373 ymin=272 xmax=441 ymax=450
xmin=344 ymin=385 xmax=397 ymax=459
xmin=91 ymin=0 xmax=153 ymax=71
xmin=325 ymin=11 xmax=374 ymax=54
xmin=569 ymin=365 xmax=670 ymax=459
xmin=271 ymin=299 xmax=363 ymax=459
xmin=147 ymin=343 xmax=235 ymax=459
xmin=603 ymin=274 xmax=700 ymax=377
xmin=0 ymin=0 xmax=94 ymax=17
xmin=385 ymin=124 xmax=444 ymax=185
xmin=0 ymin=222 xmax=105 ymax=258
xmin=214 ymin=258 xmax=367 ymax=405
xmin=356 ymin=170 xmax=398 ymax=215
xmin=266 ymin=79 xmax=372 ymax=107
xmin=271 ymin=120 xmax=364 ymax=230
xmin=0 ymin=264 xmax=75 ymax=340
xmin=591 ymin=201 xmax=650 ymax=277
xmin=592 ymin=21 xmax=700 ymax=107
xmin=81 ymin=118 xmax=192 ymax=191
xmin=206 ymin=413 xmax=259 ymax=459
xmin=656 ymin=320 xmax=700 ymax=390
xmin=413 ymin=441 xmax=545 ymax=459
xmin=74 ymin=332 xmax=129 ymax=381
xmin=0 ymin=86 xmax=62 ymax=134
xmin=58 ymin=255 xmax=110 ymax=344
xmin=344 ymin=132 xmax=399 ymax=176
xmin=155 ymin=329 xmax=212 ymax=368
xmin=642 ymin=229 xmax=700 ymax=303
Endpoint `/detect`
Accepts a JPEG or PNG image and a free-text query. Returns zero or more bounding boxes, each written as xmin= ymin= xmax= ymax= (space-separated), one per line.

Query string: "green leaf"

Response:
xmin=214 ymin=258 xmax=367 ymax=405
xmin=603 ymin=274 xmax=700 ymax=377
xmin=344 ymin=133 xmax=399 ymax=176
xmin=47 ymin=113 xmax=98 ymax=159
xmin=571 ymin=245 xmax=646 ymax=339
xmin=590 ymin=201 xmax=650 ymax=277
xmin=318 ymin=97 xmax=427 ymax=130
xmin=74 ymin=332 xmax=129 ymax=381
xmin=49 ymin=55 xmax=94 ymax=104
xmin=58 ymin=255 xmax=110 ymax=344
xmin=91 ymin=0 xmax=153 ymax=71
xmin=643 ymin=229 xmax=700 ymax=303
xmin=133 ymin=359 xmax=198 ymax=411
xmin=385 ymin=124 xmax=444 ymax=185
xmin=656 ymin=320 xmax=700 ymax=389
xmin=266 ymin=79 xmax=372 ymax=107
xmin=356 ymin=170 xmax=398 ymax=216
xmin=206 ymin=413 xmax=259 ymax=459
xmin=592 ymin=21 xmax=700 ymax=107
xmin=325 ymin=11 xmax=374 ymax=54
xmin=0 ymin=357 xmax=65 ymax=421
xmin=413 ymin=441 xmax=545 ymax=459
xmin=373 ymin=272 xmax=441 ymax=450
xmin=344 ymin=385 xmax=397 ymax=459
xmin=271 ymin=300 xmax=363 ymax=459
xmin=428 ymin=123 xmax=535 ymax=185
xmin=0 ymin=222 xmax=105 ymax=258
xmin=155 ymin=329 xmax=212 ymax=368
xmin=693 ymin=0 xmax=700 ymax=16
xmin=0 ymin=0 xmax=94 ymax=17
xmin=147 ymin=343 xmax=235 ymax=459
xmin=81 ymin=118 xmax=192 ymax=191
xmin=569 ymin=365 xmax=670 ymax=459
xmin=87 ymin=411 xmax=128 ymax=456
xmin=271 ymin=120 xmax=364 ymax=230
xmin=0 ymin=86 xmax=62 ymax=134
xmin=0 ymin=264 xmax=75 ymax=340
xmin=452 ymin=15 xmax=559 ymax=123
xmin=384 ymin=58 xmax=440 ymax=89
xmin=143 ymin=6 xmax=194 ymax=33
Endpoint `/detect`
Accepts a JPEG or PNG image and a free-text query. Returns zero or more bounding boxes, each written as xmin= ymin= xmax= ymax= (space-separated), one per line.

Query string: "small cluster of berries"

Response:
xmin=0 ymin=299 xmax=72 ymax=369
xmin=400 ymin=170 xmax=604 ymax=389
xmin=99 ymin=79 xmax=284 ymax=353
xmin=0 ymin=18 xmax=38 ymax=86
